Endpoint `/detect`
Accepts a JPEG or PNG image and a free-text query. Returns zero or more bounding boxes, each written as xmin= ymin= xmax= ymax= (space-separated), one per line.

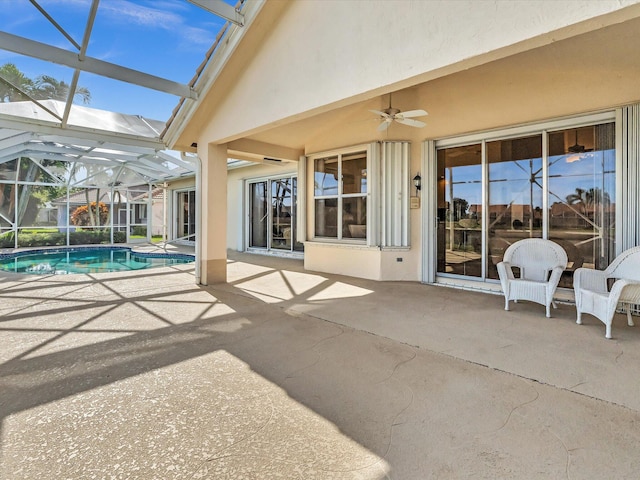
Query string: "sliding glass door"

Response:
xmin=436 ymin=120 xmax=616 ymax=288
xmin=176 ymin=190 xmax=196 ymax=242
xmin=248 ymin=176 xmax=302 ymax=253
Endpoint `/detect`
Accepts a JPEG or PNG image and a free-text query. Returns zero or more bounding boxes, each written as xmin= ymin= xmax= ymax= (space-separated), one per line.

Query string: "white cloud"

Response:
xmin=99 ymin=0 xmax=217 ymax=46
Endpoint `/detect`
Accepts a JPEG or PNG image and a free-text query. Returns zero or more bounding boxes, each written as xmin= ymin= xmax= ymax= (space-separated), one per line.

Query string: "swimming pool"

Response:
xmin=0 ymin=246 xmax=195 ymax=275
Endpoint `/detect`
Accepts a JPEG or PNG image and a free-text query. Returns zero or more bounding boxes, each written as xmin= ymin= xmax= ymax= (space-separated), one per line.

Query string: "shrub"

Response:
xmin=0 ymin=231 xmax=15 ymax=248
xmin=71 ymin=202 xmax=109 ymax=226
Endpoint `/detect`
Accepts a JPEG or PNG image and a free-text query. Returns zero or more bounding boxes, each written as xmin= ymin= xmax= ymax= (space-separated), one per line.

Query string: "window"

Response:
xmin=313 ymin=150 xmax=367 ymax=240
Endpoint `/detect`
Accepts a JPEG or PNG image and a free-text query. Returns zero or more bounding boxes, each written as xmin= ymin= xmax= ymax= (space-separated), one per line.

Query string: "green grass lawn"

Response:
xmin=130 ymin=235 xmax=165 ymax=243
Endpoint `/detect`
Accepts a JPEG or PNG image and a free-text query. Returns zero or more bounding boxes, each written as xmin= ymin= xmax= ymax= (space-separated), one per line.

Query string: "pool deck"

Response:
xmin=1 ymin=247 xmax=639 ymax=479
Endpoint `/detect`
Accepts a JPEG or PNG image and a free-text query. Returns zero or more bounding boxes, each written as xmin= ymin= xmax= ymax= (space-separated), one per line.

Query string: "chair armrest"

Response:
xmin=496 ymin=261 xmax=515 ymax=295
xmin=605 ymin=279 xmax=640 ymax=322
xmin=547 ymin=266 xmax=565 ymax=294
xmin=573 ymin=267 xmax=608 ymax=294
xmin=497 ymin=261 xmax=515 ymax=280
xmin=609 ymin=279 xmax=640 ymax=305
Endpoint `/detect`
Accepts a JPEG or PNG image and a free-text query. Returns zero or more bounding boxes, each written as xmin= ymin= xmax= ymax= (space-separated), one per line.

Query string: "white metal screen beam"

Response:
xmin=188 ymin=0 xmax=244 ymax=26
xmin=0 ymin=131 xmax=35 ymax=151
xmin=39 ymin=135 xmax=161 ymax=156
xmin=0 ymin=115 xmax=166 ymax=151
xmin=30 ymin=0 xmax=81 ymax=50
xmin=0 ymin=31 xmax=198 ymax=99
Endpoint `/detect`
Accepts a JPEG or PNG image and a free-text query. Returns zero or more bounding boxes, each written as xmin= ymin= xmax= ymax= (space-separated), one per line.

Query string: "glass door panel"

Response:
xmin=436 ymin=144 xmax=482 ymax=277
xmin=187 ymin=191 xmax=196 ymax=239
xmin=292 ymin=178 xmax=304 ymax=252
xmin=271 ymin=178 xmax=293 ymax=250
xmin=249 ymin=182 xmax=268 ymax=248
xmin=177 ymin=190 xmax=196 ymax=241
xmin=548 ymin=123 xmax=615 ymax=287
xmin=486 ymin=135 xmax=543 ymax=280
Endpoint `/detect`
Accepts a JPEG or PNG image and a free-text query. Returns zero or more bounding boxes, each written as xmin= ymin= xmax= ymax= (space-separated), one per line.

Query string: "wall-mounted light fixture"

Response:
xmin=413 ymin=173 xmax=422 ymax=194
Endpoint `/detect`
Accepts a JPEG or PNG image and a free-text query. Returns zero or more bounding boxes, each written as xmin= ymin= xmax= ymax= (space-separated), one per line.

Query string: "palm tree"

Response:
xmin=566 ymin=187 xmax=610 ymax=213
xmin=0 ymin=63 xmax=92 ymax=105
xmin=452 ymin=197 xmax=469 ymax=222
xmin=0 ymin=63 xmax=34 ymax=102
xmin=33 ymin=75 xmax=91 ymax=104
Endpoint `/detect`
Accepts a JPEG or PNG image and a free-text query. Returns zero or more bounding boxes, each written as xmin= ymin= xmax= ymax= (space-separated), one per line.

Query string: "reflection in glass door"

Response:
xmin=177 ymin=190 xmax=196 ymax=242
xmin=486 ymin=135 xmax=543 ymax=280
xmin=435 ymin=120 xmax=616 ymax=288
xmin=249 ymin=182 xmax=268 ymax=248
xmin=548 ymin=124 xmax=615 ymax=287
xmin=248 ymin=176 xmax=302 ymax=253
xmin=436 ymin=145 xmax=482 ymax=276
xmin=271 ymin=178 xmax=293 ymax=250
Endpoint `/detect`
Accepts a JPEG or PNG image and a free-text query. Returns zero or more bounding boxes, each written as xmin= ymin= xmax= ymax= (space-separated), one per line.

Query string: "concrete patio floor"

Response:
xmin=1 ymin=249 xmax=639 ymax=479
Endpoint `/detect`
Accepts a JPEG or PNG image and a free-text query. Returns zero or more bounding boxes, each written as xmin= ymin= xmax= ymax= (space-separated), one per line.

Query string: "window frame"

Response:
xmin=309 ymin=144 xmax=370 ymax=244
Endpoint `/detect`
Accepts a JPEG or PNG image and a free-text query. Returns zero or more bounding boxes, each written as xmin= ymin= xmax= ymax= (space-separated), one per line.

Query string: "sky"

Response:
xmin=0 ymin=0 xmax=230 ymax=121
xmin=445 ymin=151 xmax=616 ymax=208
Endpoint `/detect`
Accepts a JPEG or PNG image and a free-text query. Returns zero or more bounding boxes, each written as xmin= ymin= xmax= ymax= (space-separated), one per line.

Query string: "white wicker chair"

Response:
xmin=574 ymin=246 xmax=640 ymax=339
xmin=497 ymin=238 xmax=568 ymax=318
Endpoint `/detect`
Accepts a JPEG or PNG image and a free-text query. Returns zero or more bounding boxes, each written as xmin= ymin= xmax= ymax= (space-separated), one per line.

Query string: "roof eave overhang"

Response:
xmin=162 ymin=0 xmax=268 ymax=151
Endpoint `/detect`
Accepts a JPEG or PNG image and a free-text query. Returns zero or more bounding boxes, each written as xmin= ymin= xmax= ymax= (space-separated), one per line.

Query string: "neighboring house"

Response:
xmin=131 ymin=187 xmax=166 ymax=237
xmin=162 ymin=1 xmax=640 ymax=291
xmin=52 ymin=189 xmax=126 ymax=232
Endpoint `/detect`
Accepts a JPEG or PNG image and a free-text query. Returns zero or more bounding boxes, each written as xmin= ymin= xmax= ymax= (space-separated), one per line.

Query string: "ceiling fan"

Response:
xmin=567 ymin=129 xmax=592 ymax=153
xmin=369 ymin=95 xmax=428 ymax=131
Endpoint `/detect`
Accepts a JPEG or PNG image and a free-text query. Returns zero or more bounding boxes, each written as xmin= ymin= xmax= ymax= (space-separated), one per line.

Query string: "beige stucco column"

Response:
xmin=198 ymin=142 xmax=228 ymax=284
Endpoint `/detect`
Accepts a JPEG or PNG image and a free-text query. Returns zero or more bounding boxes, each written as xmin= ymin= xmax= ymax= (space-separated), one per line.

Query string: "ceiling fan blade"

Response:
xmin=399 ymin=109 xmax=428 ymax=118
xmin=377 ymin=120 xmax=391 ymax=131
xmin=369 ymin=109 xmax=391 ymax=119
xmin=396 ymin=118 xmax=426 ymax=128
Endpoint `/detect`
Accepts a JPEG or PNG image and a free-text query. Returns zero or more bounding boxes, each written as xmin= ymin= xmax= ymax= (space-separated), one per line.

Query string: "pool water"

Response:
xmin=0 ymin=247 xmax=194 ymax=275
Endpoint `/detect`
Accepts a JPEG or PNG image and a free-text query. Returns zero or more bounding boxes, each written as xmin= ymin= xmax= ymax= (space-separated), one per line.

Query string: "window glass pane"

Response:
xmin=314 ymin=156 xmax=338 ymax=196
xmin=249 ymin=182 xmax=267 ymax=248
xmin=436 ymin=144 xmax=482 ymax=277
xmin=548 ymin=123 xmax=615 ymax=287
xmin=487 ymin=135 xmax=543 ymax=279
xmin=342 ymin=151 xmax=367 ymax=194
xmin=314 ymin=198 xmax=338 ymax=238
xmin=343 ymin=196 xmax=366 ymax=238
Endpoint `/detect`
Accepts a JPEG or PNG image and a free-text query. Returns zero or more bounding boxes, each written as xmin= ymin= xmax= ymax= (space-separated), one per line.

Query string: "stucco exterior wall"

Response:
xmin=193 ymin=0 xmax=640 ymax=144
xmin=304 ymin=243 xmax=383 ymax=281
xmin=166 ymin=177 xmax=195 ymax=191
xmin=304 ymin=243 xmax=424 ymax=282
